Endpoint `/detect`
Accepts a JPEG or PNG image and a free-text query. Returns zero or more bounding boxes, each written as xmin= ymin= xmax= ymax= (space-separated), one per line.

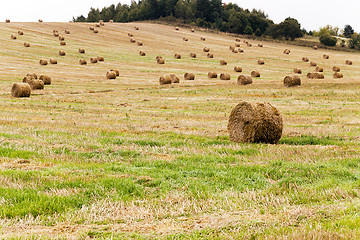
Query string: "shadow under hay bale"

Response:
xmin=159 ymin=75 xmax=172 ymax=85
xmin=251 ymin=70 xmax=260 ymax=78
xmin=39 ymin=75 xmax=51 ymax=85
xmin=228 ymin=101 xmax=283 ymax=144
xmin=208 ymin=72 xmax=217 ymax=78
xmin=284 ymin=75 xmax=301 ymax=87
xmin=237 ymin=75 xmax=252 ymax=85
xmin=234 ymin=67 xmax=242 ymax=72
xmin=220 ymin=73 xmax=230 ymax=80
xmin=11 ymin=83 xmax=31 ymax=98
xmin=184 ymin=73 xmax=195 ymax=80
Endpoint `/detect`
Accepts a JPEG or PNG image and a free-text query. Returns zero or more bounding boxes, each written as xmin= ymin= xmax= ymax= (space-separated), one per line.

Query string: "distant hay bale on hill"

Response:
xmin=251 ymin=70 xmax=260 ymax=78
xmin=183 ymin=37 xmax=188 ymax=41
xmin=95 ymin=23 xmax=100 ymax=27
xmin=93 ymin=29 xmax=99 ymax=33
xmin=208 ymin=72 xmax=217 ymax=78
xmin=235 ymin=43 xmax=240 ymax=47
xmin=156 ymin=56 xmax=165 ymax=64
xmin=191 ymin=29 xmax=195 ymax=32
xmin=59 ymin=36 xmax=65 ymax=41
xmin=39 ymin=59 xmax=48 ymax=65
xmin=238 ymin=48 xmax=244 ymax=53
xmin=333 ymin=72 xmax=343 ymax=78
xmin=190 ymin=53 xmax=196 ymax=58
xmin=237 ymin=75 xmax=252 ymax=85
xmin=232 ymin=49 xmax=238 ymax=53
xmin=38 ymin=19 xmax=43 ymax=23
xmin=234 ymin=67 xmax=242 ymax=72
xmin=315 ymin=66 xmax=323 ymax=72
xmin=323 ymin=54 xmax=329 ymax=59
xmin=175 ymin=27 xmax=179 ymax=30
xmin=174 ymin=54 xmax=181 ymax=59
xmin=310 ymin=62 xmax=317 ymax=67
xmin=5 ymin=19 xmax=10 ymax=23
xmin=59 ymin=50 xmax=66 ymax=56
xmin=110 ymin=69 xmax=120 ymax=76
xmin=90 ymin=57 xmax=98 ymax=63
xmin=130 ymin=38 xmax=136 ymax=43
xmin=220 ymin=60 xmax=227 ymax=65
xmin=24 ymin=42 xmax=30 ymax=47
xmin=139 ymin=51 xmax=146 ymax=56
xmin=246 ymin=43 xmax=252 ymax=47
xmin=109 ymin=20 xmax=114 ymax=23
xmin=284 ymin=75 xmax=301 ymax=87
xmin=49 ymin=58 xmax=57 ymax=64
xmin=170 ymin=74 xmax=180 ymax=83
xmin=39 ymin=75 xmax=51 ymax=85
xmin=220 ymin=73 xmax=230 ymax=80
xmin=258 ymin=43 xmax=263 ymax=47
xmin=79 ymin=59 xmax=87 ymax=65
xmin=283 ymin=49 xmax=290 ymax=54
xmin=11 ymin=35 xmax=17 ymax=40
xmin=159 ymin=75 xmax=172 ymax=85
xmin=134 ymin=26 xmax=139 ymax=30
xmin=257 ymin=60 xmax=265 ymax=65
xmin=203 ymin=47 xmax=210 ymax=52
xmin=302 ymin=57 xmax=309 ymax=62
xmin=60 ymin=41 xmax=66 ymax=46
xmin=345 ymin=60 xmax=353 ymax=65
xmin=207 ymin=53 xmax=214 ymax=58
xmin=313 ymin=45 xmax=318 ymax=50
xmin=89 ymin=26 xmax=94 ymax=30
xmin=294 ymin=68 xmax=302 ymax=74
xmin=236 ymin=38 xmax=241 ymax=42
xmin=229 ymin=46 xmax=235 ymax=50
xmin=332 ymin=66 xmax=340 ymax=72
xmin=128 ymin=33 xmax=133 ymax=37
xmin=184 ymin=73 xmax=195 ymax=80
xmin=64 ymin=30 xmax=70 ymax=34
xmin=18 ymin=31 xmax=24 ymax=35
xmin=106 ymin=71 xmax=117 ymax=79
xmin=79 ymin=48 xmax=85 ymax=53
xmin=137 ymin=41 xmax=143 ymax=46
xmin=11 ymin=83 xmax=31 ymax=98
xmin=97 ymin=56 xmax=104 ymax=61
xmin=200 ymin=37 xmax=205 ymax=41
xmin=54 ymin=32 xmax=59 ymax=37
xmin=228 ymin=101 xmax=283 ymax=144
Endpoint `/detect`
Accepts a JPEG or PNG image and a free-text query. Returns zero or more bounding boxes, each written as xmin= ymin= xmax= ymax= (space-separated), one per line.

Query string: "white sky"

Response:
xmin=1 ymin=0 xmax=359 ymax=32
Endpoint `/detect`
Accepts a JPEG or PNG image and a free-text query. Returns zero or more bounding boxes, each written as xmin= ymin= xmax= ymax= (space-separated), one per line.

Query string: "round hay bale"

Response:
xmin=39 ymin=59 xmax=48 ymax=65
xmin=307 ymin=72 xmax=314 ymax=79
xmin=93 ymin=29 xmax=99 ymax=33
xmin=220 ymin=73 xmax=230 ymax=80
xmin=229 ymin=46 xmax=235 ymax=50
xmin=332 ymin=66 xmax=340 ymax=72
xmin=78 ymin=48 xmax=85 ymax=53
xmin=310 ymin=62 xmax=317 ymax=67
xmin=95 ymin=23 xmax=100 ymax=27
xmin=175 ymin=27 xmax=179 ymax=30
xmin=39 ymin=75 xmax=51 ymax=85
xmin=207 ymin=53 xmax=214 ymax=58
xmin=237 ymin=75 xmax=253 ymax=85
xmin=23 ymin=75 xmax=35 ymax=83
xmin=183 ymin=37 xmax=188 ymax=41
xmin=174 ymin=54 xmax=181 ymax=59
xmin=236 ymin=38 xmax=241 ymax=42
xmin=284 ymin=75 xmax=301 ymax=87
xmin=97 ymin=56 xmax=104 ymax=61
xmin=235 ymin=43 xmax=241 ymax=47
xmin=60 ymin=41 xmax=66 ymax=46
xmin=170 ymin=74 xmax=180 ymax=83
xmin=333 ymin=72 xmax=343 ymax=78
xmin=28 ymin=79 xmax=44 ymax=90
xmin=159 ymin=75 xmax=172 ymax=85
xmin=238 ymin=48 xmax=244 ymax=53
xmin=134 ymin=27 xmax=139 ymax=30
xmin=79 ymin=59 xmax=87 ymax=65
xmin=184 ymin=73 xmax=195 ymax=80
xmin=313 ymin=45 xmax=318 ymax=50
xmin=59 ymin=50 xmax=66 ymax=56
xmin=18 ymin=31 xmax=24 ymax=35
xmin=346 ymin=60 xmax=353 ymax=65
xmin=208 ymin=72 xmax=217 ymax=78
xmin=302 ymin=57 xmax=309 ymax=62
xmin=323 ymin=54 xmax=329 ymax=59
xmin=191 ymin=29 xmax=195 ymax=32
xmin=190 ymin=53 xmax=196 ymax=58
xmin=109 ymin=20 xmax=114 ymax=23
xmin=251 ymin=70 xmax=260 ymax=78
xmin=234 ymin=67 xmax=242 ymax=72
xmin=106 ymin=71 xmax=117 ymax=79
xmin=65 ymin=30 xmax=70 ymax=34
xmin=232 ymin=49 xmax=238 ymax=53
xmin=258 ymin=43 xmax=263 ymax=47
xmin=26 ymin=73 xmax=37 ymax=79
xmin=89 ymin=26 xmax=94 ymax=30
xmin=49 ymin=58 xmax=57 ymax=64
xmin=54 ymin=32 xmax=59 ymax=37
xmin=315 ymin=66 xmax=323 ymax=72
xmin=228 ymin=101 xmax=283 ymax=144
xmin=313 ymin=72 xmax=324 ymax=79
xmin=200 ymin=37 xmax=206 ymax=41
xmin=139 ymin=51 xmax=146 ymax=56
xmin=220 ymin=60 xmax=227 ymax=65
xmin=137 ymin=41 xmax=143 ymax=46
xmin=59 ymin=36 xmax=65 ymax=41
xmin=38 ymin=19 xmax=43 ymax=23
xmin=257 ymin=60 xmax=265 ymax=65
xmin=294 ymin=68 xmax=302 ymax=74
xmin=110 ymin=69 xmax=120 ymax=76
xmin=128 ymin=33 xmax=133 ymax=37
xmin=11 ymin=83 xmax=31 ymax=98
xmin=203 ymin=47 xmax=210 ymax=52
xmin=157 ymin=57 xmax=165 ymax=64
xmin=5 ymin=19 xmax=10 ymax=23
xmin=11 ymin=35 xmax=17 ymax=40
xmin=90 ymin=57 xmax=98 ymax=63
xmin=24 ymin=42 xmax=30 ymax=47
xmin=247 ymin=43 xmax=252 ymax=47
xmin=99 ymin=20 xmax=104 ymax=26
xmin=130 ymin=38 xmax=136 ymax=43
xmin=283 ymin=49 xmax=290 ymax=54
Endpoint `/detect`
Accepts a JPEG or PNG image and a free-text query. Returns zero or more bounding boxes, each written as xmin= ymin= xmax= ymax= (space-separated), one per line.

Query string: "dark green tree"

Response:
xmin=343 ymin=25 xmax=354 ymax=38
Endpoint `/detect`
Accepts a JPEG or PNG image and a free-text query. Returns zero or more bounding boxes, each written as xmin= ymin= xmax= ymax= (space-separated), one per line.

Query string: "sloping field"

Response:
xmin=0 ymin=21 xmax=360 ymax=239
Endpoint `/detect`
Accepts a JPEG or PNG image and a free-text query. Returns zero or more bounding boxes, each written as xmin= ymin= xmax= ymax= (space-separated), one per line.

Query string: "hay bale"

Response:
xmin=237 ymin=75 xmax=252 ymax=85
xmin=323 ymin=54 xmax=329 ymax=59
xmin=191 ymin=29 xmax=195 ymax=32
xmin=128 ymin=33 xmax=133 ymax=37
xmin=5 ymin=19 xmax=10 ymax=23
xmin=228 ymin=101 xmax=283 ymax=144
xmin=313 ymin=45 xmax=318 ymax=50
xmin=139 ymin=51 xmax=146 ymax=56
xmin=184 ymin=73 xmax=195 ymax=80
xmin=99 ymin=20 xmax=104 ymax=26
xmin=26 ymin=73 xmax=37 ymax=79
xmin=156 ymin=57 xmax=165 ymax=64
xmin=79 ymin=48 xmax=85 ymax=53
xmin=59 ymin=36 xmax=65 ymax=41
xmin=54 ymin=32 xmax=59 ymax=37
xmin=18 ymin=31 xmax=24 ymax=35
xmin=39 ymin=75 xmax=51 ymax=85
xmin=307 ymin=72 xmax=324 ymax=79
xmin=207 ymin=53 xmax=214 ymax=58
xmin=39 ymin=59 xmax=48 ymax=65
xmin=190 ymin=53 xmax=196 ymax=58
xmin=49 ymin=58 xmax=57 ymax=64
xmin=38 ymin=19 xmax=43 ymax=23
xmin=109 ymin=20 xmax=114 ymax=23
xmin=236 ymin=38 xmax=241 ymax=42
xmin=134 ymin=27 xmax=139 ymax=30
xmin=203 ymin=47 xmax=210 ymax=52
xmin=200 ymin=37 xmax=205 ymax=41
xmin=220 ymin=73 xmax=230 ymax=80
xmin=130 ymin=38 xmax=136 ymax=43
xmin=23 ymin=75 xmax=35 ymax=83
xmin=310 ymin=62 xmax=317 ymax=67
xmin=315 ymin=66 xmax=323 ymax=72
xmin=247 ymin=43 xmax=252 ymax=47
xmin=170 ymin=74 xmax=180 ymax=83
xmin=137 ymin=41 xmax=143 ymax=46
xmin=110 ymin=69 xmax=120 ymax=76
xmin=220 ymin=60 xmax=227 ymax=65
xmin=24 ymin=42 xmax=30 ymax=47
xmin=284 ymin=75 xmax=301 ymax=87
xmin=294 ymin=68 xmax=302 ymax=74
xmin=106 ymin=71 xmax=117 ymax=79
xmin=302 ymin=57 xmax=309 ymax=62
xmin=28 ymin=79 xmax=44 ymax=90
xmin=283 ymin=49 xmax=290 ymax=54
xmin=183 ymin=37 xmax=188 ymax=41
xmin=97 ymin=56 xmax=104 ymax=61
xmin=11 ymin=83 xmax=31 ymax=98
xmin=258 ymin=43 xmax=263 ymax=47
xmin=238 ymin=48 xmax=244 ymax=53
xmin=11 ymin=35 xmax=17 ymax=40
xmin=251 ymin=70 xmax=260 ymax=78
xmin=79 ymin=59 xmax=87 ymax=65
xmin=90 ymin=57 xmax=98 ymax=63
xmin=333 ymin=72 xmax=343 ymax=78
xmin=60 ymin=41 xmax=66 ymax=46
xmin=59 ymin=50 xmax=66 ymax=56
xmin=174 ymin=54 xmax=181 ymax=59
xmin=175 ymin=27 xmax=179 ymax=30
xmin=332 ymin=66 xmax=340 ymax=72
xmin=159 ymin=75 xmax=172 ymax=85
xmin=234 ymin=67 xmax=242 ymax=72
xmin=208 ymin=72 xmax=217 ymax=78
xmin=93 ymin=29 xmax=99 ymax=33
xmin=307 ymin=72 xmax=314 ymax=79
xmin=232 ymin=49 xmax=238 ymax=53
xmin=235 ymin=43 xmax=241 ymax=47
xmin=229 ymin=46 xmax=235 ymax=50
xmin=346 ymin=60 xmax=353 ymax=65
xmin=95 ymin=23 xmax=100 ymax=27
xmin=89 ymin=26 xmax=94 ymax=30
xmin=257 ymin=60 xmax=265 ymax=65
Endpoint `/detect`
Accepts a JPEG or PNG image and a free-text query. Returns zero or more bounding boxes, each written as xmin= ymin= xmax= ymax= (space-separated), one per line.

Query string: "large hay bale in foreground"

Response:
xmin=79 ymin=48 xmax=85 ymax=53
xmin=284 ymin=75 xmax=301 ymax=87
xmin=302 ymin=57 xmax=309 ymax=62
xmin=106 ymin=71 xmax=117 ymax=79
xmin=234 ymin=67 xmax=242 ymax=72
xmin=332 ymin=66 xmax=340 ymax=72
xmin=24 ymin=42 xmax=30 ymax=47
xmin=184 ymin=73 xmax=195 ymax=80
xmin=207 ymin=53 xmax=214 ymax=58
xmin=79 ymin=59 xmax=87 ymax=65
xmin=49 ymin=58 xmax=57 ymax=64
xmin=294 ymin=68 xmax=302 ymax=74
xmin=220 ymin=73 xmax=230 ymax=80
xmin=90 ymin=57 xmax=98 ymax=63
xmin=59 ymin=50 xmax=66 ymax=56
xmin=237 ymin=75 xmax=252 ymax=85
xmin=283 ymin=49 xmax=290 ymax=54
xmin=228 ymin=101 xmax=283 ymax=144
xmin=251 ymin=70 xmax=260 ymax=78
xmin=39 ymin=59 xmax=48 ymax=65
xmin=11 ymin=83 xmax=31 ymax=98
xmin=220 ymin=60 xmax=227 ymax=65
xmin=39 ymin=75 xmax=51 ymax=85
xmin=333 ymin=72 xmax=343 ymax=78
xmin=174 ymin=54 xmax=181 ymax=59
xmin=170 ymin=74 xmax=180 ymax=83
xmin=257 ymin=60 xmax=265 ymax=65
xmin=190 ymin=53 xmax=196 ymax=58
xmin=139 ymin=51 xmax=146 ymax=56
xmin=203 ymin=47 xmax=210 ymax=52
xmin=323 ymin=54 xmax=329 ymax=59
xmin=346 ymin=60 xmax=353 ymax=65
xmin=208 ymin=72 xmax=217 ymax=78
xmin=28 ymin=79 xmax=44 ymax=90
xmin=315 ymin=66 xmax=323 ymax=72
xmin=159 ymin=75 xmax=172 ymax=85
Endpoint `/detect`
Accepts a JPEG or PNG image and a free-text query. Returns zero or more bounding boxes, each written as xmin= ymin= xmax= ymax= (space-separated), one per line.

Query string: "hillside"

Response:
xmin=0 ymin=22 xmax=360 ymax=238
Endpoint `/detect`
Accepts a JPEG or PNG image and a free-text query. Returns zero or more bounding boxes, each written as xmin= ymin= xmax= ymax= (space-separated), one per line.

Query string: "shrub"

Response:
xmin=319 ymin=34 xmax=337 ymax=46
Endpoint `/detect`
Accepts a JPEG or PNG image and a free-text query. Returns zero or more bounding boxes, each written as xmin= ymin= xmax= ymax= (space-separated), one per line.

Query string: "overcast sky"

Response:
xmin=1 ymin=0 xmax=359 ymax=32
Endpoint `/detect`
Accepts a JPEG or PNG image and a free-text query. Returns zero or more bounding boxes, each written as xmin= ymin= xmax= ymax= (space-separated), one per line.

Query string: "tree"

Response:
xmin=319 ymin=34 xmax=337 ymax=46
xmin=265 ymin=18 xmax=303 ymax=40
xmin=343 ymin=25 xmax=354 ymax=38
